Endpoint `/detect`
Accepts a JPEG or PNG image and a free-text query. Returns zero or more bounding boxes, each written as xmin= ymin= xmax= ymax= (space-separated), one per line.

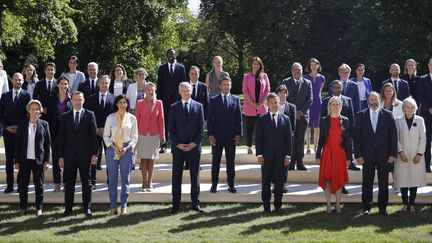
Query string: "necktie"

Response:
xmin=371 ymin=111 xmax=378 ymax=133
xmin=272 ymin=113 xmax=277 ymax=128
xmin=393 ymin=80 xmax=398 ymax=93
xmin=100 ymin=94 xmax=105 ymax=108
xmin=91 ymin=79 xmax=95 ymax=93
xmin=184 ymin=102 xmax=189 ymax=120
xmin=48 ymin=80 xmax=52 ymax=92
xmin=224 ymin=95 xmax=228 ymax=109
xmin=192 ymin=84 xmax=196 ymax=99
xmin=13 ymin=91 xmax=18 ymax=104
xmin=170 ymin=64 xmax=174 ymax=77
xmin=343 ymin=81 xmax=347 ymax=94
xmin=74 ymin=111 xmax=80 ymax=129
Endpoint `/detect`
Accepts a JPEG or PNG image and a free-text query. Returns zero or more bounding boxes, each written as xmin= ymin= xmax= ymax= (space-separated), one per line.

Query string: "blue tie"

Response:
xmin=371 ymin=111 xmax=378 ymax=133
xmin=74 ymin=111 xmax=80 ymax=129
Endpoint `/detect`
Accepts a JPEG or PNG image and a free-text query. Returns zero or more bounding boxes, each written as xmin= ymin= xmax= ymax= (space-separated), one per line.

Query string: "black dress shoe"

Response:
xmin=210 ymin=185 xmax=217 ymax=193
xmin=287 ymin=165 xmax=295 ymax=171
xmin=342 ymin=187 xmax=349 ymax=194
xmin=426 ymin=167 xmax=432 ymax=173
xmin=271 ymin=187 xmax=275 ymax=193
xmin=263 ymin=208 xmax=271 ymax=213
xmin=63 ymin=209 xmax=73 ymax=217
xmin=3 ymin=187 xmax=14 ymax=193
xmin=169 ymin=208 xmax=179 ymax=215
xmin=96 ymin=165 xmax=103 ymax=170
xmin=379 ymin=210 xmax=388 ymax=216
xmin=362 ymin=210 xmax=370 ymax=215
xmin=348 ymin=162 xmax=361 ymax=171
xmin=297 ymin=164 xmax=308 ymax=171
xmin=159 ymin=144 xmax=167 ymax=153
xmin=183 ymin=163 xmax=189 ymax=170
xmin=228 ymin=186 xmax=237 ymax=193
xmin=274 ymin=207 xmax=282 ymax=213
xmin=84 ymin=209 xmax=93 ymax=217
xmin=192 ymin=206 xmax=205 ymax=213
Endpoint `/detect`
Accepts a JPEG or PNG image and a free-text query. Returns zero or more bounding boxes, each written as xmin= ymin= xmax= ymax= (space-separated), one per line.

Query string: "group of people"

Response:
xmin=0 ymin=52 xmax=431 ymax=216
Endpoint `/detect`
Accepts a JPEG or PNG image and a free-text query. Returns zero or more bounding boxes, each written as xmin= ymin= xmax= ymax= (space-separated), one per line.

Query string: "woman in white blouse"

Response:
xmin=103 ymin=94 xmax=138 ymax=216
xmin=394 ymin=98 xmax=427 ymax=213
xmin=126 ymin=67 xmax=147 ymax=114
xmin=61 ymin=56 xmax=85 ymax=93
xmin=109 ymin=64 xmax=133 ymax=97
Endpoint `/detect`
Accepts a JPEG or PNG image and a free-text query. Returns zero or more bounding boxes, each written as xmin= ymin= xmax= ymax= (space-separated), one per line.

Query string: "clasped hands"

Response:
xmin=399 ymin=152 xmax=421 ymax=164
xmin=177 ymin=142 xmax=197 ymax=152
xmin=355 ymin=156 xmax=397 ymax=165
xmin=209 ymin=135 xmax=240 ymax=146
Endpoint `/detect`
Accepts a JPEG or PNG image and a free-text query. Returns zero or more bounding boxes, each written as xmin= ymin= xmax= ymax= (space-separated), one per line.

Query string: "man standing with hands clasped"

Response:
xmin=354 ymin=91 xmax=397 ymax=216
xmin=58 ymin=91 xmax=98 ymax=217
xmin=256 ymin=93 xmax=292 ymax=213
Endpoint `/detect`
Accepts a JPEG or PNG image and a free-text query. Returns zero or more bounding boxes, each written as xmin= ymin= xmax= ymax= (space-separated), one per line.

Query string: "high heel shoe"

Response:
xmin=409 ymin=205 xmax=416 ymax=214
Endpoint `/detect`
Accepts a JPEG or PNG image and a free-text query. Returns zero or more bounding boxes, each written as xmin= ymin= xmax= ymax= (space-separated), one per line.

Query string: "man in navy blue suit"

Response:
xmin=0 ymin=73 xmax=32 ymax=193
xmin=208 ymin=77 xmax=242 ymax=193
xmin=33 ymin=62 xmax=57 ymax=120
xmin=168 ymin=82 xmax=204 ymax=215
xmin=157 ymin=49 xmax=187 ymax=153
xmin=78 ymin=62 xmax=99 ymax=99
xmin=329 ymin=63 xmax=360 ymax=115
xmin=418 ymin=58 xmax=432 ymax=173
xmin=380 ymin=64 xmax=410 ymax=101
xmin=58 ymin=91 xmax=98 ymax=217
xmin=256 ymin=93 xmax=292 ymax=213
xmin=354 ymin=91 xmax=397 ymax=215
xmin=85 ymin=75 xmax=115 ymax=188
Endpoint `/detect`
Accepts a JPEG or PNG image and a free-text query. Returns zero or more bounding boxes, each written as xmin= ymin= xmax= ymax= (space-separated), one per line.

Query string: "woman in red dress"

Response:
xmin=316 ymin=96 xmax=351 ymax=214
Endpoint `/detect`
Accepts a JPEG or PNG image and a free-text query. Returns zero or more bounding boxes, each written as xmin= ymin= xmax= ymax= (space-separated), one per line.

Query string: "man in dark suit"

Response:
xmin=208 ymin=77 xmax=242 ymax=193
xmin=380 ymin=63 xmax=410 ymax=101
xmin=84 ymin=75 xmax=115 ymax=188
xmin=322 ymin=80 xmax=357 ymax=174
xmin=256 ymin=93 xmax=292 ymax=213
xmin=168 ymin=82 xmax=204 ymax=215
xmin=189 ymin=66 xmax=208 ymax=120
xmin=0 ymin=73 xmax=32 ymax=193
xmin=329 ymin=63 xmax=361 ymax=115
xmin=282 ymin=62 xmax=312 ymax=171
xmin=418 ymin=57 xmax=432 ymax=173
xmin=33 ymin=62 xmax=57 ymax=120
xmin=58 ymin=91 xmax=98 ymax=217
xmin=354 ymin=91 xmax=397 ymax=215
xmin=78 ymin=62 xmax=99 ymax=99
xmin=157 ymin=49 xmax=187 ymax=153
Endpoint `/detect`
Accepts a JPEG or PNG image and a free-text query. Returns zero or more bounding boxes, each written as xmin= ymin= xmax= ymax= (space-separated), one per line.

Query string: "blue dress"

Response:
xmin=304 ymin=73 xmax=325 ymax=128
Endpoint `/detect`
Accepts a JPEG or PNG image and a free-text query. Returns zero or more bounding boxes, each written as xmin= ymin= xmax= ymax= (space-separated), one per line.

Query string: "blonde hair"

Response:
xmin=338 ymin=63 xmax=351 ymax=72
xmin=327 ymin=96 xmax=342 ymax=115
xmin=26 ymin=99 xmax=43 ymax=112
xmin=404 ymin=59 xmax=417 ymax=76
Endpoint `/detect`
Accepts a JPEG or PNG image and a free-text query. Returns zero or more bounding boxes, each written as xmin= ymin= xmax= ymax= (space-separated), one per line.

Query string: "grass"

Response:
xmin=0 ymin=203 xmax=431 ymax=242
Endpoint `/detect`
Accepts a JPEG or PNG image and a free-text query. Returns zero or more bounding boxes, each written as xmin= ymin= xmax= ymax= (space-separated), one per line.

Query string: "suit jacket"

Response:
xmin=350 ymin=77 xmax=373 ymax=99
xmin=109 ymin=79 xmax=133 ymax=95
xmin=190 ymin=81 xmax=209 ymax=120
xmin=316 ymin=115 xmax=351 ymax=159
xmin=14 ymin=118 xmax=51 ymax=166
xmin=0 ymin=89 xmax=31 ymax=127
xmin=85 ymin=92 xmax=116 ymax=128
xmin=168 ymin=99 xmax=204 ymax=153
xmin=381 ymin=78 xmax=410 ymax=101
xmin=354 ymin=108 xmax=397 ymax=162
xmin=282 ymin=77 xmax=312 ymax=117
xmin=58 ymin=109 xmax=98 ymax=161
xmin=46 ymin=93 xmax=72 ymax=137
xmin=62 ymin=71 xmax=86 ymax=93
xmin=242 ymin=73 xmax=270 ymax=116
xmin=321 ymin=95 xmax=355 ymax=133
xmin=156 ymin=62 xmax=187 ymax=105
xmin=135 ymin=99 xmax=165 ymax=139
xmin=207 ymin=94 xmax=243 ymax=140
xmin=329 ymin=80 xmax=360 ymax=114
xmin=256 ymin=112 xmax=292 ymax=160
xmin=78 ymin=78 xmax=99 ymax=99
xmin=281 ymin=102 xmax=296 ymax=134
xmin=33 ymin=78 xmax=57 ymax=108
xmin=418 ymin=74 xmax=432 ymax=115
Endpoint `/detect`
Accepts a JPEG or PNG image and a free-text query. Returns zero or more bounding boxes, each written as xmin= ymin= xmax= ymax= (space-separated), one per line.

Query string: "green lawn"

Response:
xmin=0 ymin=203 xmax=431 ymax=242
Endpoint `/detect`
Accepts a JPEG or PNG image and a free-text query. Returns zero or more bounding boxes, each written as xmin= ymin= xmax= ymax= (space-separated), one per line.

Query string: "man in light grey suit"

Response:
xmin=282 ymin=63 xmax=312 ymax=171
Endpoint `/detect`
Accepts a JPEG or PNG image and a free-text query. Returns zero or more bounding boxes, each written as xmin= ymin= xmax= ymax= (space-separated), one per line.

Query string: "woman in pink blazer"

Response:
xmin=242 ymin=57 xmax=270 ymax=154
xmin=135 ymin=82 xmax=165 ymax=191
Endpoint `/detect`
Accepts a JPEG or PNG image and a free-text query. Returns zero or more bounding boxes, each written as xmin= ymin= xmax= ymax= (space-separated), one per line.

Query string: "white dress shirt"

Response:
xmin=103 ymin=112 xmax=138 ymax=148
xmin=26 ymin=122 xmax=37 ymax=160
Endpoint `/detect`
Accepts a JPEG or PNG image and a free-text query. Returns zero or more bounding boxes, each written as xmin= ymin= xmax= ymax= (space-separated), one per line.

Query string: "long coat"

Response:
xmin=394 ymin=115 xmax=427 ymax=188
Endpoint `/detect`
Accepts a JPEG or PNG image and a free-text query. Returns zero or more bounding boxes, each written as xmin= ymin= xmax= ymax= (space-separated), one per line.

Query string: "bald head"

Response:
xmin=291 ymin=62 xmax=303 ymax=80
xmin=389 ymin=63 xmax=401 ymax=78
xmin=12 ymin=72 xmax=24 ymax=90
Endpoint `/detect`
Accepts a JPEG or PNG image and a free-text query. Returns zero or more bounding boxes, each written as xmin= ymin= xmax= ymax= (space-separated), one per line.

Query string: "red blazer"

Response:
xmin=135 ymin=99 xmax=165 ymax=139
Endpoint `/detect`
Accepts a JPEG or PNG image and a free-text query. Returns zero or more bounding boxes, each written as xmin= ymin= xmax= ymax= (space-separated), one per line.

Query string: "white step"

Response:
xmin=2 ymin=183 xmax=432 ymax=204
